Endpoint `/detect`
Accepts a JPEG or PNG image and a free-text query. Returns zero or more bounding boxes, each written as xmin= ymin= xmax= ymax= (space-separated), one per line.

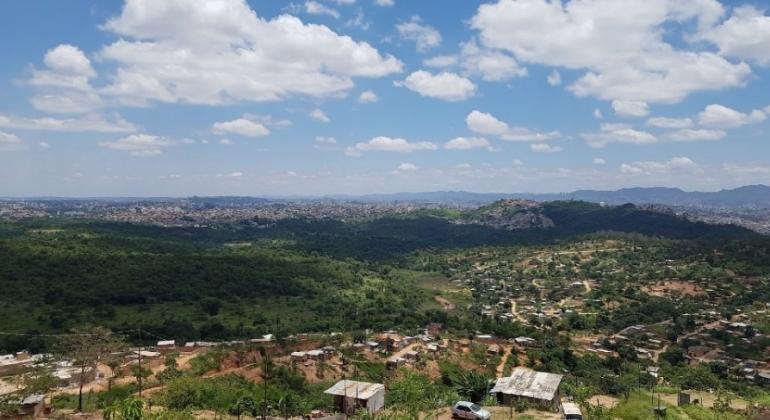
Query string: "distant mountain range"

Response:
xmin=3 ymin=185 xmax=770 ymax=208
xmin=327 ymin=185 xmax=770 ymax=208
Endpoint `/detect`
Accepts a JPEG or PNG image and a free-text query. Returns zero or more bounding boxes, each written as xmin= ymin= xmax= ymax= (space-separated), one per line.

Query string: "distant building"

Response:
xmin=324 ymin=380 xmax=385 ymax=414
xmin=491 ymin=367 xmax=563 ymax=408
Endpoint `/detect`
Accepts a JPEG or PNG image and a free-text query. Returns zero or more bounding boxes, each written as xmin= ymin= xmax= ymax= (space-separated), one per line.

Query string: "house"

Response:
xmin=1 ymin=394 xmax=47 ymax=419
xmin=157 ymin=340 xmax=176 ymax=352
xmin=324 ymin=380 xmax=385 ymax=414
xmin=487 ymin=344 xmax=501 ymax=355
xmin=491 ymin=367 xmax=564 ymax=408
xmin=687 ymin=345 xmax=712 ymax=359
xmin=307 ymin=349 xmax=325 ymax=360
xmin=560 ymin=401 xmax=583 ymax=420
xmin=514 ymin=337 xmax=537 ymax=347
xmin=290 ymin=351 xmax=307 ymax=362
xmin=386 ymin=356 xmax=406 ymax=369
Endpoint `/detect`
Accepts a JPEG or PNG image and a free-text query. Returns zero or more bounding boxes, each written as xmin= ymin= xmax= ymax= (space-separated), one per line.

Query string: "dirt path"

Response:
xmin=495 ymin=345 xmax=513 ymax=378
xmin=510 ymin=299 xmax=528 ymax=324
xmin=434 ymin=295 xmax=455 ymax=311
xmin=391 ymin=342 xmax=424 ymax=359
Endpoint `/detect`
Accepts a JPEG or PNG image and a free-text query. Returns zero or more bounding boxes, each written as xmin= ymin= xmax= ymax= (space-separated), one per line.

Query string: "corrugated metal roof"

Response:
xmin=490 ymin=367 xmax=563 ymax=401
xmin=324 ymin=380 xmax=385 ymax=400
xmin=561 ymin=402 xmax=582 ymax=415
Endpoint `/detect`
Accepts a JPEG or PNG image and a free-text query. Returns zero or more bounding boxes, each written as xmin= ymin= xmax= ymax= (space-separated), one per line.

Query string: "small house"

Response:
xmin=324 ymin=380 xmax=385 ymax=414
xmin=491 ymin=367 xmax=563 ymax=409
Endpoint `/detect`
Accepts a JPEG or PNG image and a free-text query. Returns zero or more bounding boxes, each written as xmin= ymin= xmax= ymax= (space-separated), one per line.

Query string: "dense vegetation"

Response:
xmin=0 ymin=200 xmax=767 ymax=354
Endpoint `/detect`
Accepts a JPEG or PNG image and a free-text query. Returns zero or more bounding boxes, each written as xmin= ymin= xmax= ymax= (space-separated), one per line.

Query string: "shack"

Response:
xmin=324 ymin=380 xmax=385 ymax=414
xmin=491 ymin=367 xmax=563 ymax=409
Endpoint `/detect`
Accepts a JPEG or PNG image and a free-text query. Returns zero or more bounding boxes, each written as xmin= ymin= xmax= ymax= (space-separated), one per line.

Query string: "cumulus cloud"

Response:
xmin=593 ymin=109 xmax=604 ymax=119
xmin=581 ymin=123 xmax=658 ymax=148
xmin=547 ymin=70 xmax=561 ymax=86
xmin=423 ymin=40 xmax=526 ymax=82
xmin=303 ymin=1 xmax=340 ymax=19
xmin=696 ymin=6 xmax=770 ymax=66
xmin=99 ymin=133 xmax=180 ymax=157
xmin=466 ymin=110 xmax=560 ymax=141
xmin=0 ymin=131 xmax=25 ymax=152
xmin=397 ymin=16 xmax=441 ymax=52
xmin=620 ymin=157 xmax=700 ymax=175
xmin=212 ymin=117 xmax=270 ymax=137
xmin=315 ymin=136 xmax=337 ymax=145
xmin=646 ymin=117 xmax=693 ymax=129
xmin=93 ymin=0 xmax=402 ymax=106
xmin=358 ymin=90 xmax=378 ymax=103
xmin=309 ymin=109 xmax=331 ymax=123
xmin=443 ymin=137 xmax=490 ymax=150
xmin=0 ymin=113 xmax=136 ymax=133
xmin=593 ymin=158 xmax=606 ymax=165
xmin=471 ymin=0 xmax=750 ymax=103
xmin=698 ymin=104 xmax=766 ymax=128
xmin=397 ymin=70 xmax=476 ymax=101
xmin=612 ymin=100 xmax=649 ymax=118
xmin=530 ymin=143 xmax=563 ymax=153
xmin=668 ymin=128 xmax=726 ymax=142
xmin=346 ymin=136 xmax=437 ymax=155
xmin=374 ymin=0 xmax=394 ymax=7
xmin=394 ymin=162 xmax=418 ymax=173
xmin=28 ymin=44 xmax=102 ymax=113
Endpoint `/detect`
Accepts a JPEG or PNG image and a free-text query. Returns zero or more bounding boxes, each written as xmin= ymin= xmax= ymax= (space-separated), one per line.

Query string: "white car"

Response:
xmin=452 ymin=401 xmax=491 ymax=420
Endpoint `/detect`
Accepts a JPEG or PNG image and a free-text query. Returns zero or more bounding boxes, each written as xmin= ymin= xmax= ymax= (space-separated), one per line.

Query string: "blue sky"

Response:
xmin=0 ymin=0 xmax=769 ymax=196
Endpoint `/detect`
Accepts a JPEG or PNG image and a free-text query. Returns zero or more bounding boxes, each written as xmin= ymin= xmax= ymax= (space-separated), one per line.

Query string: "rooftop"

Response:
xmin=324 ymin=380 xmax=385 ymax=400
xmin=491 ymin=367 xmax=563 ymax=401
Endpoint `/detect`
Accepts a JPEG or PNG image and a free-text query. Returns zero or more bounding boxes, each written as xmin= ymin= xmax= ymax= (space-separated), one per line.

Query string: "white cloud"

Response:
xmin=397 ymin=16 xmax=441 ymax=52
xmin=444 ymin=137 xmax=490 ymax=150
xmin=423 ymin=55 xmax=458 ymax=68
xmin=698 ymin=104 xmax=766 ymax=128
xmin=99 ymin=134 xmax=179 ymax=157
xmin=30 ymin=44 xmax=95 ymax=91
xmin=346 ymin=136 xmax=437 ymax=155
xmin=39 ymin=142 xmax=51 ymax=149
xmin=530 ymin=143 xmax=563 ymax=153
xmin=593 ymin=158 xmax=606 ymax=165
xmin=646 ymin=117 xmax=693 ymax=129
xmin=220 ymin=171 xmax=243 ymax=177
xmin=0 ymin=113 xmax=137 ymax=133
xmin=466 ymin=110 xmax=559 ymax=141
xmin=421 ymin=40 xmax=525 ymax=81
xmin=0 ymin=131 xmax=25 ymax=152
xmin=581 ymin=123 xmax=658 ymax=148
xmin=304 ymin=1 xmax=340 ymax=19
xmin=593 ymin=109 xmax=604 ymax=119
xmin=620 ymin=157 xmax=700 ymax=175
xmin=668 ymin=128 xmax=726 ymax=142
xmin=219 ymin=138 xmax=234 ymax=145
xmin=455 ymin=163 xmax=472 ymax=169
xmin=397 ymin=70 xmax=476 ymax=101
xmin=331 ymin=0 xmax=355 ymax=5
xmin=212 ymin=117 xmax=270 ymax=137
xmin=697 ymin=6 xmax=770 ymax=66
xmin=95 ymin=0 xmax=402 ymax=106
xmin=466 ymin=110 xmax=508 ymax=136
xmin=374 ymin=0 xmax=394 ymax=7
xmin=612 ymin=100 xmax=649 ymax=118
xmin=315 ymin=136 xmax=337 ymax=145
xmin=309 ymin=109 xmax=331 ymax=123
xmin=28 ymin=44 xmax=102 ymax=114
xmin=358 ymin=90 xmax=378 ymax=103
xmin=471 ymin=0 xmax=750 ymax=103
xmin=395 ymin=162 xmax=418 ymax=172
xmin=547 ymin=70 xmax=561 ymax=86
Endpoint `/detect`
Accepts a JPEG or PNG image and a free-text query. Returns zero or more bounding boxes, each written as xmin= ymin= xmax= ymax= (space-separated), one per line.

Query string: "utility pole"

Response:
xmin=138 ymin=328 xmax=143 ymax=397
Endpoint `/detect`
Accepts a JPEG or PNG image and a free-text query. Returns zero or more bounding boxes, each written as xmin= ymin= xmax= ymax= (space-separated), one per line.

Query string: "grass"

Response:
xmin=606 ymin=390 xmax=748 ymax=420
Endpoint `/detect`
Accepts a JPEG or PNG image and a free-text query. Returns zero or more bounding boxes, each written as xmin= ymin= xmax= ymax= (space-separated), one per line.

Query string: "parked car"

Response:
xmin=452 ymin=401 xmax=491 ymax=420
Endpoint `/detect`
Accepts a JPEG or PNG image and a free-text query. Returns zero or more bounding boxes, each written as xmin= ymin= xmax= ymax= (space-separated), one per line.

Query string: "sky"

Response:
xmin=0 ymin=0 xmax=769 ymax=197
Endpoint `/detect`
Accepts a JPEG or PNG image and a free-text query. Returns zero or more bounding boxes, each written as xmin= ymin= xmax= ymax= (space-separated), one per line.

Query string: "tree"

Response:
xmin=104 ymin=397 xmax=144 ymax=420
xmin=58 ymin=326 xmax=125 ymax=412
xmin=130 ymin=365 xmax=153 ymax=388
xmin=452 ymin=371 xmax=491 ymax=403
